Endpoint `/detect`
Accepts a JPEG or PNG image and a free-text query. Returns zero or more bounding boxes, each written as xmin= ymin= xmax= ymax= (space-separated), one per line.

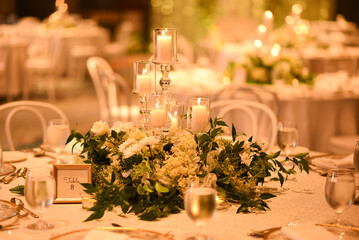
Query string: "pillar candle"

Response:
xmin=191 ymin=105 xmax=207 ymax=132
xmin=137 ymin=75 xmax=152 ymax=93
xmin=169 ymin=115 xmax=178 ymax=132
xmin=157 ymin=33 xmax=172 ymax=63
xmin=151 ymin=108 xmax=166 ymax=128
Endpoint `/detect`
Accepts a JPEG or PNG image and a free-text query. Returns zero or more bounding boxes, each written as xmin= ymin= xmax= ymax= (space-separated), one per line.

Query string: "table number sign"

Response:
xmin=53 ymin=164 xmax=92 ymax=203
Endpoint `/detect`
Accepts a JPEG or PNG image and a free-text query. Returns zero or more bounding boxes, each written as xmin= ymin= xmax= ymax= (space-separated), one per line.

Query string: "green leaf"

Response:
xmin=259 ymin=193 xmax=276 ymax=200
xmin=139 ymin=209 xmax=158 ymax=221
xmin=121 ymin=201 xmax=131 ymax=213
xmin=295 ymin=152 xmax=308 ymax=158
xmin=110 ymin=172 xmax=116 ymax=184
xmin=84 ymin=209 xmax=105 ymax=222
xmin=278 ymin=172 xmax=284 ymax=187
xmin=231 ymin=124 xmax=237 ymax=141
xmin=111 ymin=130 xmax=117 ymax=139
xmin=155 ymin=182 xmax=169 ymax=193
xmin=81 ymin=183 xmax=96 ymax=193
xmin=143 ymin=184 xmax=154 ymax=193
xmin=9 ymin=185 xmax=24 ymax=195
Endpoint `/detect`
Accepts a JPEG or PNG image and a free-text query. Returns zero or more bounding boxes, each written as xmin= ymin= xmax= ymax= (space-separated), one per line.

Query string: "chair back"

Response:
xmin=0 ymin=101 xmax=68 ymax=150
xmin=213 ymin=85 xmax=280 ymax=117
xmin=87 ymin=56 xmax=132 ymax=124
xmin=211 ymin=99 xmax=277 ymax=148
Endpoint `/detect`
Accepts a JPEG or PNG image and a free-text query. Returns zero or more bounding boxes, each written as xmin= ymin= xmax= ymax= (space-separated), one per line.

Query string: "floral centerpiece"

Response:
xmin=240 ymin=51 xmax=315 ymax=86
xmin=68 ymin=118 xmax=309 ymax=221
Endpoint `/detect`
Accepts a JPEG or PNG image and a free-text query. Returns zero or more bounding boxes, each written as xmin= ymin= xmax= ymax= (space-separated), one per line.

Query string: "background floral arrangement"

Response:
xmin=68 ymin=118 xmax=309 ymax=221
xmin=240 ymin=51 xmax=315 ymax=86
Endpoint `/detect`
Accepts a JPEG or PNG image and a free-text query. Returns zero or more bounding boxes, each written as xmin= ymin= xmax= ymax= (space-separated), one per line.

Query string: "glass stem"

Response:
xmin=336 ymin=212 xmax=342 ymax=224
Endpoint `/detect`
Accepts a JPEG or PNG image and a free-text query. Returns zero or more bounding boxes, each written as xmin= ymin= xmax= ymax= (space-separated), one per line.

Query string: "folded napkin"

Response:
xmin=83 ymin=230 xmax=127 ymax=240
xmin=312 ymin=154 xmax=354 ymax=169
xmin=281 ymin=223 xmax=337 ymax=240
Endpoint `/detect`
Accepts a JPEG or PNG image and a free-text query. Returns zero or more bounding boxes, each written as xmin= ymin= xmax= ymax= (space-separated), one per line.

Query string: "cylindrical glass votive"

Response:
xmin=81 ymin=193 xmax=97 ymax=209
xmin=152 ymin=28 xmax=177 ymax=64
xmin=150 ymin=93 xmax=168 ymax=129
xmin=133 ymin=61 xmax=156 ymax=94
xmin=187 ymin=98 xmax=210 ymax=133
xmin=168 ymin=102 xmax=184 ymax=132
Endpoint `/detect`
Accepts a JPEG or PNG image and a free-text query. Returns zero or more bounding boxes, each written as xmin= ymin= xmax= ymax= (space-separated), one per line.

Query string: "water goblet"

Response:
xmin=24 ymin=167 xmax=56 ymax=230
xmin=47 ymin=119 xmax=70 ymax=164
xmin=277 ymin=121 xmax=298 ymax=156
xmin=185 ymin=181 xmax=216 ymax=240
xmin=325 ymin=170 xmax=356 ymax=226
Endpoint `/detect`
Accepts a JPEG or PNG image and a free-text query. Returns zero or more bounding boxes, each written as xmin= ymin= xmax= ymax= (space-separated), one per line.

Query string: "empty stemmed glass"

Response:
xmin=185 ymin=181 xmax=217 ymax=240
xmin=325 ymin=170 xmax=356 ymax=226
xmin=24 ymin=167 xmax=56 ymax=230
xmin=47 ymin=119 xmax=70 ymax=164
xmin=277 ymin=121 xmax=298 ymax=156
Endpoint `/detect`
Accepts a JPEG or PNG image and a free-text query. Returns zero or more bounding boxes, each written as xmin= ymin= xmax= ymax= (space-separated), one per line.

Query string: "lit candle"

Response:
xmin=151 ymin=104 xmax=166 ymax=128
xmin=191 ymin=99 xmax=207 ymax=132
xmin=169 ymin=113 xmax=178 ymax=132
xmin=137 ymin=68 xmax=152 ymax=93
xmin=157 ymin=30 xmax=173 ymax=63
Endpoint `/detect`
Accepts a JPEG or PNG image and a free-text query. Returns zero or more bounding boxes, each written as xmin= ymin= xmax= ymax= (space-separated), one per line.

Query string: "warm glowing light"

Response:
xmin=286 ymin=16 xmax=295 ymax=25
xmin=273 ymin=43 xmax=281 ymax=51
xmin=222 ymin=76 xmax=231 ymax=85
xmin=258 ymin=24 xmax=267 ymax=33
xmin=292 ymin=4 xmax=303 ymax=15
xmin=254 ymin=39 xmax=262 ymax=48
xmin=264 ymin=10 xmax=273 ymax=19
xmin=142 ymin=68 xmax=147 ymax=75
xmin=271 ymin=48 xmax=279 ymax=57
xmin=293 ymin=25 xmax=301 ymax=34
xmin=197 ymin=98 xmax=201 ymax=105
xmin=292 ymin=79 xmax=299 ymax=87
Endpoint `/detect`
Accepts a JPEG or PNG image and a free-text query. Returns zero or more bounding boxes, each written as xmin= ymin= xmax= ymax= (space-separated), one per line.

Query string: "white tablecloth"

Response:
xmin=171 ymin=78 xmax=359 ymax=152
xmin=0 ymin=152 xmax=358 ymax=240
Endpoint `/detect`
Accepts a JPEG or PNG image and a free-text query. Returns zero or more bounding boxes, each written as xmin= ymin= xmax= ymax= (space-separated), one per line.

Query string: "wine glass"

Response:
xmin=47 ymin=119 xmax=70 ymax=164
xmin=184 ymin=181 xmax=216 ymax=240
xmin=277 ymin=121 xmax=298 ymax=156
xmin=325 ymin=170 xmax=356 ymax=226
xmin=24 ymin=167 xmax=56 ymax=230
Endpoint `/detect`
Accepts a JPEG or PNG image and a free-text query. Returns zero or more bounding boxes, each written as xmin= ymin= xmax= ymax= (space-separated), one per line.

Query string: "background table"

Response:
xmin=0 ymin=152 xmax=358 ymax=240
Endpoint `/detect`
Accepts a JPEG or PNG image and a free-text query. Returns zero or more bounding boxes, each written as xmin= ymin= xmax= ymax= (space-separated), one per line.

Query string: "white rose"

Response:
xmin=111 ymin=121 xmax=124 ymax=133
xmin=91 ymin=120 xmax=110 ymax=135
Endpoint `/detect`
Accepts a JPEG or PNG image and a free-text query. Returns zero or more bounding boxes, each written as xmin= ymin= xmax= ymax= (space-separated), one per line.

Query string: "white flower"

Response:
xmin=111 ymin=121 xmax=124 ymax=132
xmin=118 ymin=138 xmax=136 ymax=152
xmin=241 ymin=152 xmax=251 ymax=166
xmin=91 ymin=120 xmax=110 ymax=135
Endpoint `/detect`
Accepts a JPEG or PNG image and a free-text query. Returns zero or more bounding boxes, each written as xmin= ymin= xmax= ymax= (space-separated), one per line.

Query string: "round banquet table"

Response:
xmin=171 ymin=78 xmax=359 ymax=153
xmin=0 ymin=152 xmax=358 ymax=240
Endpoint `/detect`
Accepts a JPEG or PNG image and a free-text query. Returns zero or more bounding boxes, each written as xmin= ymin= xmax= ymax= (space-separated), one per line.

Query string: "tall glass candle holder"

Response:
xmin=133 ymin=61 xmax=156 ymax=130
xmin=150 ymin=93 xmax=168 ymax=132
xmin=168 ymin=102 xmax=184 ymax=132
xmin=187 ymin=98 xmax=210 ymax=134
xmin=152 ymin=28 xmax=178 ymax=110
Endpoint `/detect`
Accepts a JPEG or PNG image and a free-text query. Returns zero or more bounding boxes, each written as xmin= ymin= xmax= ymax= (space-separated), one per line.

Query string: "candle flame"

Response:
xmin=156 ymin=101 xmax=160 ymax=109
xmin=174 ymin=111 xmax=178 ymax=116
xmin=161 ymin=29 xmax=166 ymax=36
xmin=142 ymin=68 xmax=147 ymax=75
xmin=197 ymin=98 xmax=201 ymax=105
